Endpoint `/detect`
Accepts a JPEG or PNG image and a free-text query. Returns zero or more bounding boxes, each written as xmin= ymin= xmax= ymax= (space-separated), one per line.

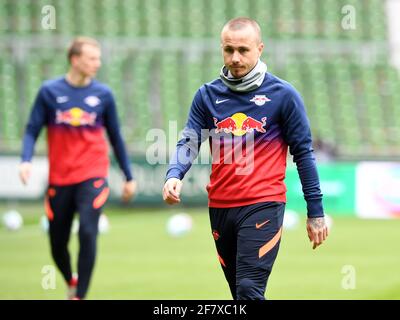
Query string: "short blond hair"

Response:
xmin=221 ymin=17 xmax=262 ymax=44
xmin=67 ymin=37 xmax=100 ymax=63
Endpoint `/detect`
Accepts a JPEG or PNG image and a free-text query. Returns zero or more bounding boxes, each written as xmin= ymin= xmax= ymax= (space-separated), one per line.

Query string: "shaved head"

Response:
xmin=220 ymin=17 xmax=264 ymax=78
xmin=221 ymin=17 xmax=262 ymax=44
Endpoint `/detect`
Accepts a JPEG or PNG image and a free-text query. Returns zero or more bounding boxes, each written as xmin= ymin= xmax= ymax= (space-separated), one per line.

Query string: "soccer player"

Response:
xmin=19 ymin=37 xmax=136 ymax=300
xmin=163 ymin=18 xmax=328 ymax=300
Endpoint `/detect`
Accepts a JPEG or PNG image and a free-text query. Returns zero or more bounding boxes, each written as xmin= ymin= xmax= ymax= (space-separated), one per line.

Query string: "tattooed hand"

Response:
xmin=306 ymin=217 xmax=329 ymax=250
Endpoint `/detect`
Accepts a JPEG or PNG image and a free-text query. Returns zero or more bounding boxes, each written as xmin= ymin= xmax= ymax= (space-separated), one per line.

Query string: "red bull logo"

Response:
xmin=250 ymin=95 xmax=271 ymax=106
xmin=213 ymin=113 xmax=267 ymax=136
xmin=213 ymin=117 xmax=237 ymax=133
xmin=56 ymin=107 xmax=97 ymax=127
xmin=241 ymin=116 xmax=267 ymax=133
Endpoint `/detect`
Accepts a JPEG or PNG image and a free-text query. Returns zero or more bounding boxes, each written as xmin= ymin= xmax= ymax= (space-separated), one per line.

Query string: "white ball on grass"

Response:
xmin=40 ymin=214 xmax=110 ymax=234
xmin=40 ymin=215 xmax=49 ymax=232
xmin=283 ymin=209 xmax=300 ymax=230
xmin=166 ymin=213 xmax=193 ymax=237
xmin=98 ymin=214 xmax=110 ymax=234
xmin=2 ymin=210 xmax=23 ymax=231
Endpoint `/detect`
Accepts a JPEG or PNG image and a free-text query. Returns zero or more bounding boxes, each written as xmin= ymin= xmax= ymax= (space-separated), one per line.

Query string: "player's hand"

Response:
xmin=163 ymin=178 xmax=182 ymax=205
xmin=306 ymin=217 xmax=329 ymax=250
xmin=19 ymin=162 xmax=32 ymax=185
xmin=122 ymin=180 xmax=137 ymax=203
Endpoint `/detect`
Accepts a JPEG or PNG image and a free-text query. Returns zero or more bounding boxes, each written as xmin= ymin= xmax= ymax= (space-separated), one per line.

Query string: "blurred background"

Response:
xmin=0 ymin=0 xmax=399 ymax=299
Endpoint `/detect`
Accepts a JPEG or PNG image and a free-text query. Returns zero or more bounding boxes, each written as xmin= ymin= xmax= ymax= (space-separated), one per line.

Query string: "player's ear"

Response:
xmin=258 ymin=42 xmax=264 ymax=57
xmin=69 ymin=54 xmax=79 ymax=67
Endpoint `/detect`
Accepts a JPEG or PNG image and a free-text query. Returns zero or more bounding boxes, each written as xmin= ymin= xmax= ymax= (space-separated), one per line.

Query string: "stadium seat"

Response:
xmin=0 ymin=59 xmax=20 ymax=149
xmin=100 ymin=0 xmax=120 ymax=37
xmin=368 ymin=0 xmax=387 ymax=40
xmin=299 ymin=0 xmax=319 ymax=39
xmin=208 ymin=0 xmax=228 ymax=38
xmin=14 ymin=1 xmax=31 ymax=35
xmin=160 ymin=53 xmax=182 ymax=129
xmin=275 ymin=0 xmax=296 ymax=40
xmin=0 ymin=56 xmax=4 ymax=146
xmin=53 ymin=0 xmax=74 ymax=35
xmin=0 ymin=0 xmax=8 ymax=35
xmin=130 ymin=51 xmax=153 ymax=144
xmin=24 ymin=53 xmax=43 ymax=113
xmin=253 ymin=0 xmax=275 ymax=39
xmin=230 ymin=0 xmax=250 ymax=20
xmin=323 ymin=1 xmax=341 ymax=40
xmin=185 ymin=53 xmax=203 ymax=106
xmin=121 ymin=0 xmax=142 ymax=37
xmin=186 ymin=0 xmax=206 ymax=38
xmin=142 ymin=0 xmax=163 ymax=37
xmin=163 ymin=0 xmax=184 ymax=37
xmin=75 ymin=0 xmax=97 ymax=37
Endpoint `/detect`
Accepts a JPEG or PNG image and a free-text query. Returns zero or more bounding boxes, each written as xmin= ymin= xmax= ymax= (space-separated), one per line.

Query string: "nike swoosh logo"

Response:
xmin=216 ymin=99 xmax=230 ymax=104
xmin=56 ymin=96 xmax=69 ymax=103
xmin=256 ymin=220 xmax=270 ymax=229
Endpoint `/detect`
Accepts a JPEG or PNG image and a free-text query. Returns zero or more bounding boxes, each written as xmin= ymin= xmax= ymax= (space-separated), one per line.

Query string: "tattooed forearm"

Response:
xmin=307 ymin=217 xmax=325 ymax=229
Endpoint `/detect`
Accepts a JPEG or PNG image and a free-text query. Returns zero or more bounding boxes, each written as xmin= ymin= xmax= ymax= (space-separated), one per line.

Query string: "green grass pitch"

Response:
xmin=1 ymin=204 xmax=399 ymax=300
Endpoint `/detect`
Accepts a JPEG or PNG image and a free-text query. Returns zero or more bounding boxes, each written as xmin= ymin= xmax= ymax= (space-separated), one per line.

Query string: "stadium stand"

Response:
xmin=0 ymin=0 xmax=397 ymax=159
